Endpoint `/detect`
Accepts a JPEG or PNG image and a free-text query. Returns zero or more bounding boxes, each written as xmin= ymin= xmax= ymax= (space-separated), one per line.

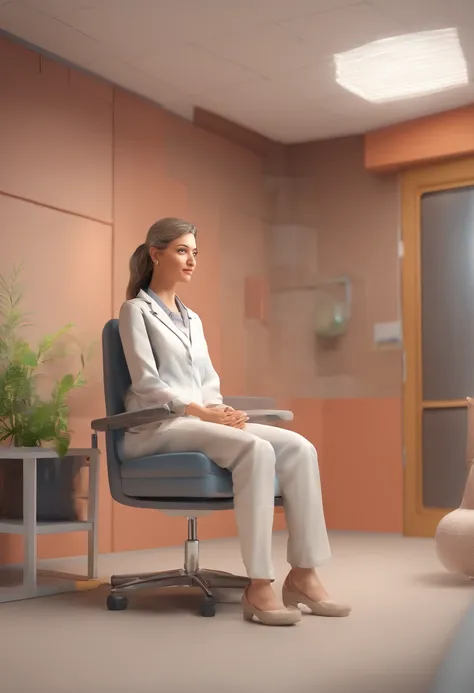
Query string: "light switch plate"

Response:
xmin=374 ymin=321 xmax=402 ymax=345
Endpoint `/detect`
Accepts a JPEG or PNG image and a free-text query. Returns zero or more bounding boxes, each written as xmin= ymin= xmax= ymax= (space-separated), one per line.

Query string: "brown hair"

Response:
xmin=126 ymin=217 xmax=197 ymax=300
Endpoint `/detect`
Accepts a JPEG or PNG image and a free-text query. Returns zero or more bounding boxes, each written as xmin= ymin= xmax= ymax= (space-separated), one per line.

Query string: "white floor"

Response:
xmin=0 ymin=531 xmax=473 ymax=693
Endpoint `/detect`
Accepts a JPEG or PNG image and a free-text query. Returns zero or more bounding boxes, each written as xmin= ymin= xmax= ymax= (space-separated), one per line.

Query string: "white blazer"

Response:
xmin=118 ymin=289 xmax=223 ymax=423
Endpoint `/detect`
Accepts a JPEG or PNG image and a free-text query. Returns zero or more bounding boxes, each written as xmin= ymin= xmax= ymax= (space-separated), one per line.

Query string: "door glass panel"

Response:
xmin=422 ymin=408 xmax=467 ymax=508
xmin=421 ymin=187 xmax=474 ymax=401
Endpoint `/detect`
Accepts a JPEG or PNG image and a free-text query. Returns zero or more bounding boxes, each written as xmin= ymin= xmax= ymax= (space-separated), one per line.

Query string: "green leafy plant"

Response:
xmin=0 ymin=266 xmax=87 ymax=456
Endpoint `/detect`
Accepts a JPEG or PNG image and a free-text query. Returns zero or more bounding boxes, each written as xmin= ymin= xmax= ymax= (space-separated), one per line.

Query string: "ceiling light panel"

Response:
xmin=334 ymin=28 xmax=469 ymax=103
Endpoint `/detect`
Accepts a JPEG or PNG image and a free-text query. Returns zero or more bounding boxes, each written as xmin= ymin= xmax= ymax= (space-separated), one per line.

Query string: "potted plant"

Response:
xmin=0 ymin=266 xmax=88 ymax=522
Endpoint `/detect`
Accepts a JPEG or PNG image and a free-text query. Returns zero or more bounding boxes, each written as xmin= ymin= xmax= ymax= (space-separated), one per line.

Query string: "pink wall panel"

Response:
xmin=0 ymin=36 xmax=113 ymax=222
xmin=322 ymin=398 xmax=403 ymax=533
xmin=0 ymin=194 xmax=113 ymax=563
xmin=219 ymin=213 xmax=270 ymax=396
xmin=165 ymin=114 xmax=266 ymax=222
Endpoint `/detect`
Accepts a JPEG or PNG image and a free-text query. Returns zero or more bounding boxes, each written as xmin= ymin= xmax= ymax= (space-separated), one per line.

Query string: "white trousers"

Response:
xmin=123 ymin=419 xmax=331 ymax=579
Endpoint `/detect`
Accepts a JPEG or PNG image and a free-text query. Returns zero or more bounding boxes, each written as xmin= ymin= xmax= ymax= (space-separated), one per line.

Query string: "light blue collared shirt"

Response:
xmin=146 ymin=288 xmax=190 ymax=341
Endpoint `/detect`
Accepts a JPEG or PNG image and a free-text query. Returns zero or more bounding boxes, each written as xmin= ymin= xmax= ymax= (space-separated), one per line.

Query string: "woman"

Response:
xmin=119 ymin=217 xmax=351 ymax=626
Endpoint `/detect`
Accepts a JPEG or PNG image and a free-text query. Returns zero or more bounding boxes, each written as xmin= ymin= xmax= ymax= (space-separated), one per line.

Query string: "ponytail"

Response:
xmin=126 ymin=243 xmax=153 ymax=300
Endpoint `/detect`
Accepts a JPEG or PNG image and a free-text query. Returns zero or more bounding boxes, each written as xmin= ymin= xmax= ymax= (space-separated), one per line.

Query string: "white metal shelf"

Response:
xmin=0 ymin=446 xmax=100 ymax=603
xmin=0 ymin=447 xmax=94 ymax=459
xmin=0 ymin=520 xmax=94 ymax=535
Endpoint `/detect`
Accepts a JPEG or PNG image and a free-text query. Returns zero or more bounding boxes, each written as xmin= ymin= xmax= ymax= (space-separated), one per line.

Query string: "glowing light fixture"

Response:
xmin=334 ymin=28 xmax=468 ymax=103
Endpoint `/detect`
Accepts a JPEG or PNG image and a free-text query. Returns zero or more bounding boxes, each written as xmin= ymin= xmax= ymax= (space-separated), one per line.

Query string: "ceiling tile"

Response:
xmin=195 ymin=75 xmax=314 ymax=114
xmin=191 ymin=23 xmax=318 ymax=79
xmin=230 ymin=59 xmax=347 ymax=109
xmin=174 ymin=0 xmax=364 ymax=32
xmin=372 ymin=0 xmax=474 ymax=31
xmin=0 ymin=1 xmax=116 ymax=66
xmin=40 ymin=1 xmax=177 ymax=59
xmin=195 ymin=78 xmax=336 ymax=142
xmin=51 ymin=0 xmax=367 ymax=50
xmin=135 ymin=44 xmax=262 ymax=94
xmin=24 ymin=0 xmax=133 ymax=18
xmin=280 ymin=1 xmax=406 ymax=55
xmin=41 ymin=0 xmax=270 ymax=51
xmin=85 ymin=57 xmax=188 ymax=104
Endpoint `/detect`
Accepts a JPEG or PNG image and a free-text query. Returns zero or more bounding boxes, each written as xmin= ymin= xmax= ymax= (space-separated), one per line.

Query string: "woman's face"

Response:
xmin=151 ymin=233 xmax=197 ymax=285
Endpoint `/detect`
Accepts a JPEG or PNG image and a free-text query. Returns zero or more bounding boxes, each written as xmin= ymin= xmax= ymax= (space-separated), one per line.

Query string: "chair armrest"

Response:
xmin=91 ymin=407 xmax=175 ymax=432
xmin=91 ymin=407 xmax=293 ymax=432
xmin=245 ymin=409 xmax=293 ymax=422
xmin=223 ymin=396 xmax=276 ymax=410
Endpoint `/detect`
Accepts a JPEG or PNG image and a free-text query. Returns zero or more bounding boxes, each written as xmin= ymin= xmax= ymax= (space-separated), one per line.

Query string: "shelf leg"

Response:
xmin=23 ymin=457 xmax=37 ymax=593
xmin=87 ymin=442 xmax=99 ymax=580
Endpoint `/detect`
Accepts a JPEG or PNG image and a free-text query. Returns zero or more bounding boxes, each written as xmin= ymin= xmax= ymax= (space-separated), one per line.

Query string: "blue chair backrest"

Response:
xmin=101 ymin=319 xmax=131 ymax=500
xmin=102 ymin=319 xmax=130 ymax=418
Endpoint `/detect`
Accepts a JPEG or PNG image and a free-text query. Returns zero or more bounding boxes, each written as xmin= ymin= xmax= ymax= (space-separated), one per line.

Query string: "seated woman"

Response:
xmin=119 ymin=217 xmax=351 ymax=626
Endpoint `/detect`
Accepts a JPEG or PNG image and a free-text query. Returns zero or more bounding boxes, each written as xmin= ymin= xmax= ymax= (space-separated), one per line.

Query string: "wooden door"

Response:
xmin=402 ymin=157 xmax=474 ymax=536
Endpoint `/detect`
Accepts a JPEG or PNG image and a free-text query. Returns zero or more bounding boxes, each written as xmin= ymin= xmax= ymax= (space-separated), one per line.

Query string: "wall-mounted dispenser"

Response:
xmin=313 ymin=275 xmax=352 ymax=338
xmin=276 ymin=275 xmax=352 ymax=338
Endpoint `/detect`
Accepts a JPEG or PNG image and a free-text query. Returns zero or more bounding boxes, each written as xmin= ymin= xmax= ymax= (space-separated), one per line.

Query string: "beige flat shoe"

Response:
xmin=282 ymin=577 xmax=351 ymax=617
xmin=242 ymin=588 xmax=302 ymax=626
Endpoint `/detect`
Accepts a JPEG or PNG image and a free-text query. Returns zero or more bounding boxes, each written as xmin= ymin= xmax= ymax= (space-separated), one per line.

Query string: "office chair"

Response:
xmin=91 ymin=319 xmax=293 ymax=617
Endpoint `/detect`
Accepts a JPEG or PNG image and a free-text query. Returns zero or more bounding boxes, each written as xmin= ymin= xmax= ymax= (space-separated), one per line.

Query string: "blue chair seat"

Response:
xmin=121 ymin=452 xmax=281 ymax=499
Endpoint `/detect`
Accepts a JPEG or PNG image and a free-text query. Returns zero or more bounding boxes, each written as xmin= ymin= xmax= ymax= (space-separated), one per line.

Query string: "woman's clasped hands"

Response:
xmin=203 ymin=405 xmax=249 ymax=429
xmin=184 ymin=402 xmax=249 ymax=429
xmin=185 ymin=402 xmax=249 ymax=429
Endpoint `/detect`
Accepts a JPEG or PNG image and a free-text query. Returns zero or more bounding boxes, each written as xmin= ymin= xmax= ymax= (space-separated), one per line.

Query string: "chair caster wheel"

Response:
xmin=107 ymin=593 xmax=128 ymax=611
xmin=200 ymin=597 xmax=216 ymax=618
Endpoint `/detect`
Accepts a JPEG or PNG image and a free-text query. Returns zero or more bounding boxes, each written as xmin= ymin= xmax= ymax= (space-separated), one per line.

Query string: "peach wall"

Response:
xmin=0 ymin=34 xmax=275 ymax=564
xmin=365 ymin=104 xmax=474 ymax=172
xmin=269 ymin=136 xmax=403 ymax=533
xmin=0 ymin=32 xmax=406 ymax=568
xmin=321 ymin=398 xmax=402 ymax=532
xmin=0 ymin=197 xmax=113 ymax=564
xmin=0 ymin=36 xmax=115 ymax=564
xmin=278 ymin=136 xmax=402 ymax=400
xmin=0 ymin=39 xmax=113 ymax=221
xmin=282 ymin=398 xmax=403 ymax=532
